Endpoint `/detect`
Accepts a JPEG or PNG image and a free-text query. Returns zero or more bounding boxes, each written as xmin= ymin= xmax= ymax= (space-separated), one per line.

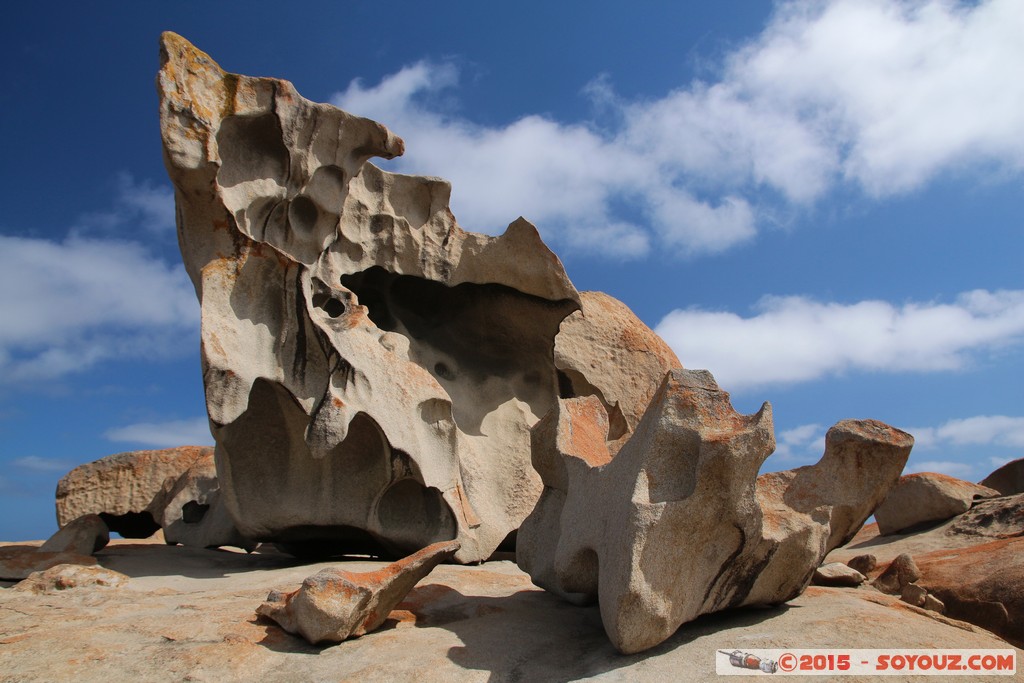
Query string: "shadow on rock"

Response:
xmin=393 ymin=583 xmax=790 ymax=683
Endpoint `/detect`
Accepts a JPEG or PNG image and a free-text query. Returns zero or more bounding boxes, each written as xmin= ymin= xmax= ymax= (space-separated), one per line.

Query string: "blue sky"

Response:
xmin=2 ymin=1 xmax=1022 ymax=541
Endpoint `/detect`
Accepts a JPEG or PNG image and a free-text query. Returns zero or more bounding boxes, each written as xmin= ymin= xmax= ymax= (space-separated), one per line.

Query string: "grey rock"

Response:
xmin=39 ymin=514 xmax=108 ymax=555
xmin=846 ymin=554 xmax=877 ymax=575
xmin=814 ymin=562 xmax=866 ymax=587
xmin=875 ymin=472 xmax=1000 ymax=536
xmin=873 ymin=553 xmax=922 ymax=594
xmin=901 ymin=583 xmax=927 ymax=607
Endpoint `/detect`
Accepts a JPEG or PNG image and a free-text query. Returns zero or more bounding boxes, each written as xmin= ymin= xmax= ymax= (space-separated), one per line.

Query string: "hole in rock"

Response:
xmin=181 ymin=501 xmax=210 ymax=524
xmin=288 ymin=195 xmax=319 ymax=236
xmin=340 ymin=267 xmax=578 ymax=434
xmin=312 ymin=292 xmax=347 ymax=318
xmin=99 ymin=511 xmax=161 ymax=539
xmin=216 ymin=113 xmax=289 ymax=188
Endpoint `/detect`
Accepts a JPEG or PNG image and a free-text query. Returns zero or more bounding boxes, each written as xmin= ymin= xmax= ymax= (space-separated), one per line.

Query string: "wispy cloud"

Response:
xmin=655 ymin=289 xmax=1024 ymax=391
xmin=0 ymin=234 xmax=198 ymax=383
xmin=333 ymin=0 xmax=1024 ymax=258
xmin=11 ymin=455 xmax=72 ymax=473
xmin=74 ymin=173 xmax=176 ymax=237
xmin=105 ymin=417 xmax=212 ymax=448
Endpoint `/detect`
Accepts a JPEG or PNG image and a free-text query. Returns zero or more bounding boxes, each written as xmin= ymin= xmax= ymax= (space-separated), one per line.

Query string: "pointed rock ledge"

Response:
xmin=517 ymin=369 xmax=913 ymax=654
xmin=256 ymin=540 xmax=460 ymax=644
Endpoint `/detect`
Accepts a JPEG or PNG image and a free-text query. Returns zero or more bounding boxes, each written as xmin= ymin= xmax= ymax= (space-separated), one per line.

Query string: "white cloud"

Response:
xmin=105 ymin=417 xmax=213 ymax=448
xmin=909 ymin=415 xmax=1024 ymax=450
xmin=11 ymin=455 xmax=72 ymax=473
xmin=331 ymin=0 xmax=1024 ymax=258
xmin=770 ymin=423 xmax=826 ymax=463
xmin=75 ymin=173 xmax=176 ymax=236
xmin=0 ymin=234 xmax=199 ymax=383
xmin=656 ymin=289 xmax=1024 ymax=391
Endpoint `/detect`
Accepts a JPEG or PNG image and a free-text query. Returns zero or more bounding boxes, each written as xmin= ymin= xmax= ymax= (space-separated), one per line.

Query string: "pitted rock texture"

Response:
xmin=158 ymin=33 xmax=671 ymax=563
xmin=55 ymin=446 xmax=248 ymax=549
xmin=553 ymin=290 xmax=682 ymax=443
xmin=874 ymin=472 xmax=1000 ymax=536
xmin=517 ymin=369 xmax=913 ymax=653
xmin=256 ymin=540 xmax=459 ymax=644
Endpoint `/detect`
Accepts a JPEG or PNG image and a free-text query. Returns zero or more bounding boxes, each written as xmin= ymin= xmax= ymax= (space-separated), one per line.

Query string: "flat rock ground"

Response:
xmin=1 ymin=539 xmax=1020 ymax=682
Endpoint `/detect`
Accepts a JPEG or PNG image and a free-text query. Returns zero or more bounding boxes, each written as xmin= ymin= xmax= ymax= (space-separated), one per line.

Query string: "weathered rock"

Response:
xmin=517 ymin=368 xmax=912 ymax=653
xmin=981 ymin=457 xmax=1024 ymax=495
xmin=13 ymin=563 xmax=129 ymax=593
xmin=948 ymin=492 xmax=1024 ymax=539
xmin=157 ymin=451 xmax=255 ymax=550
xmin=56 ymin=446 xmax=213 ymax=537
xmin=813 ymin=562 xmax=866 ymax=587
xmin=846 ymin=554 xmax=877 ymax=575
xmin=553 ymin=290 xmax=681 ymax=442
xmin=256 ymin=540 xmax=459 ymax=644
xmin=158 ymin=33 xmax=670 ymax=563
xmin=916 ymin=536 xmax=1024 ymax=647
xmin=872 ymin=553 xmax=922 ymax=594
xmin=0 ymin=546 xmax=98 ymax=581
xmin=900 ymin=583 xmax=927 ymax=607
xmin=874 ymin=472 xmax=1000 ymax=536
xmin=923 ymin=593 xmax=946 ymax=613
xmin=39 ymin=514 xmax=109 ymax=555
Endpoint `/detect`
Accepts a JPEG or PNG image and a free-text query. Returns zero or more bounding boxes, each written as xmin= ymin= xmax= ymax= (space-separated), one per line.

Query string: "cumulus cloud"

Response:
xmin=770 ymin=423 xmax=826 ymax=463
xmin=0 ymin=234 xmax=199 ymax=383
xmin=909 ymin=415 xmax=1024 ymax=450
xmin=332 ymin=0 xmax=1024 ymax=258
xmin=656 ymin=289 xmax=1024 ymax=391
xmin=105 ymin=417 xmax=213 ymax=448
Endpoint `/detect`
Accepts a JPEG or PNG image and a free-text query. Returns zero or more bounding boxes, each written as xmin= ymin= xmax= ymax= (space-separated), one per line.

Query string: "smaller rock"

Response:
xmin=875 ymin=472 xmax=1000 ymax=535
xmin=256 ymin=540 xmax=460 ymax=644
xmin=13 ymin=564 xmax=129 ymax=593
xmin=980 ymin=457 xmax=1024 ymax=495
xmin=813 ymin=562 xmax=866 ymax=587
xmin=0 ymin=548 xmax=98 ymax=581
xmin=846 ymin=554 xmax=877 ymax=575
xmin=900 ymin=583 xmax=928 ymax=607
xmin=923 ymin=594 xmax=946 ymax=614
xmin=39 ymin=514 xmax=109 ymax=555
xmin=872 ymin=553 xmax=922 ymax=594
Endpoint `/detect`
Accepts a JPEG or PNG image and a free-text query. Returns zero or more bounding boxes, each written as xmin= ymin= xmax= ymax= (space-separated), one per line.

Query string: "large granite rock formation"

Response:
xmin=157 ymin=33 xmax=675 ymax=563
xmin=981 ymin=457 xmax=1024 ymax=495
xmin=517 ymin=369 xmax=913 ymax=653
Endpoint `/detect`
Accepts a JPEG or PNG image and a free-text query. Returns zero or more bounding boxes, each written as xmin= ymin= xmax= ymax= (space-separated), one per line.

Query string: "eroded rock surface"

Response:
xmin=39 ymin=514 xmax=109 ymax=555
xmin=875 ymin=472 xmax=1000 ymax=536
xmin=55 ymin=446 xmax=249 ymax=549
xmin=256 ymin=540 xmax=459 ymax=644
xmin=517 ymin=368 xmax=912 ymax=653
xmin=158 ymin=33 xmax=671 ymax=563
